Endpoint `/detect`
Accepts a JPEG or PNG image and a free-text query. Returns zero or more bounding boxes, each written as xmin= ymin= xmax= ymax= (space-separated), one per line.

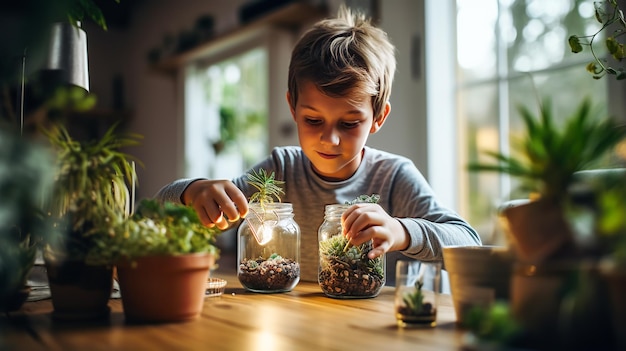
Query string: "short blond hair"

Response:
xmin=287 ymin=5 xmax=396 ymax=121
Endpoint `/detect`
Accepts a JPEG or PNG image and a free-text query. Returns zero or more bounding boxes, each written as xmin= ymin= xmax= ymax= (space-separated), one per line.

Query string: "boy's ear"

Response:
xmin=286 ymin=91 xmax=296 ymax=120
xmin=370 ymin=101 xmax=391 ymax=134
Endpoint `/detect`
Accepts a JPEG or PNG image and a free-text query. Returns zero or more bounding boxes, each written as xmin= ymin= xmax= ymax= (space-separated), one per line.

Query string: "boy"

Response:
xmin=156 ymin=6 xmax=481 ymax=281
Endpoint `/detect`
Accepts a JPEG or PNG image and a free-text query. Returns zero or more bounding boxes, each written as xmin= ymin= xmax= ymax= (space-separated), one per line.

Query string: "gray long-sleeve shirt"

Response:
xmin=155 ymin=146 xmax=481 ymax=281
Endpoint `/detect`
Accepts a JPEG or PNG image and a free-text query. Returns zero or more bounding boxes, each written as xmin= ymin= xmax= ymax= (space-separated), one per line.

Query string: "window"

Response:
xmin=455 ymin=0 xmax=612 ymax=242
xmin=184 ymin=48 xmax=268 ymax=180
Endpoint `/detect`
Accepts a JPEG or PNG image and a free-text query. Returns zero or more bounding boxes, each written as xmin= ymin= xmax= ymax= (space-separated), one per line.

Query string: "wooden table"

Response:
xmin=1 ymin=271 xmax=466 ymax=351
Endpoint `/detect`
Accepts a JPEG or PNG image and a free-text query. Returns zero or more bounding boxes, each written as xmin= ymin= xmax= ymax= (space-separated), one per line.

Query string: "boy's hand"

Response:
xmin=182 ymin=179 xmax=248 ymax=230
xmin=341 ymin=203 xmax=409 ymax=259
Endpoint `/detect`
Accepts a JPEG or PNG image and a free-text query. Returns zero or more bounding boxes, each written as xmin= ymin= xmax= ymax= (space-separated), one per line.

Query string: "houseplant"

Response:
xmin=568 ymin=0 xmax=625 ymax=80
xmin=467 ymin=97 xmax=626 ymax=349
xmin=0 ymin=127 xmax=56 ymax=312
xmin=237 ymin=169 xmax=301 ymax=293
xmin=468 ymin=97 xmax=626 ymax=263
xmin=90 ymin=198 xmax=221 ymax=323
xmin=42 ymin=121 xmax=140 ymax=321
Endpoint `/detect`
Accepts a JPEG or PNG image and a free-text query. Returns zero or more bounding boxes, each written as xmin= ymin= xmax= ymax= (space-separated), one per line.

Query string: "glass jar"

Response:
xmin=237 ymin=203 xmax=300 ymax=293
xmin=318 ymin=204 xmax=385 ymax=298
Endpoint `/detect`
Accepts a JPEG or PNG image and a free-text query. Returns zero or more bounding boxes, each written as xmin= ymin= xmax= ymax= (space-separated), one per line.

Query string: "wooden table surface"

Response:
xmin=1 ymin=271 xmax=467 ymax=351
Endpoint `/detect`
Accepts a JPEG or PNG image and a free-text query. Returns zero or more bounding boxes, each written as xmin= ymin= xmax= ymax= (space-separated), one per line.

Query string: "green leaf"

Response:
xmin=568 ymin=35 xmax=583 ymax=53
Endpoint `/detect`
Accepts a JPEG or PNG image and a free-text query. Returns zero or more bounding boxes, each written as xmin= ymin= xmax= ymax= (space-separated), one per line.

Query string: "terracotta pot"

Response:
xmin=116 ymin=253 xmax=213 ymax=323
xmin=45 ymin=258 xmax=114 ymax=321
xmin=501 ymin=200 xmax=576 ymax=263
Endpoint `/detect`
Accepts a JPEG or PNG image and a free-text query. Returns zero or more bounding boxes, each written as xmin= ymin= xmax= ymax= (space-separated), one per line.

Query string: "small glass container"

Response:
xmin=318 ymin=204 xmax=385 ymax=298
xmin=237 ymin=203 xmax=300 ymax=293
xmin=395 ymin=260 xmax=441 ymax=328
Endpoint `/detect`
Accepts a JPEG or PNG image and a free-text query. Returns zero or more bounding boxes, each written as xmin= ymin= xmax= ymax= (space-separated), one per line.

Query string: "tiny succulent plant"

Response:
xmin=345 ymin=194 xmax=380 ymax=205
xmin=402 ymin=280 xmax=426 ymax=314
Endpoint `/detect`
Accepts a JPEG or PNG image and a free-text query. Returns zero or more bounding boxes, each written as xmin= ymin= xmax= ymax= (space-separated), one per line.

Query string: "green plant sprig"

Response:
xmin=402 ymin=280 xmax=425 ymax=314
xmin=246 ymin=169 xmax=284 ymax=205
xmin=568 ymin=0 xmax=626 ymax=80
xmin=67 ymin=0 xmax=121 ymax=31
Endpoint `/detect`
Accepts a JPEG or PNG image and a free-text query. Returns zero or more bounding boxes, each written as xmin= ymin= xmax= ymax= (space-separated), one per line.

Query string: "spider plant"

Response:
xmin=42 ymin=122 xmax=142 ymax=261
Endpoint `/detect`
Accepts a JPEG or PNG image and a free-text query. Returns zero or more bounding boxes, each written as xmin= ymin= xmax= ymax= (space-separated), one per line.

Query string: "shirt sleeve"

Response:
xmin=153 ymin=178 xmax=204 ymax=204
xmin=386 ymin=160 xmax=482 ymax=261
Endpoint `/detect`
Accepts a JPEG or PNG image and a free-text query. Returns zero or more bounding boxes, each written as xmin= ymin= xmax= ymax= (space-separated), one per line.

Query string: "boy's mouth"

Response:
xmin=317 ymin=151 xmax=339 ymax=159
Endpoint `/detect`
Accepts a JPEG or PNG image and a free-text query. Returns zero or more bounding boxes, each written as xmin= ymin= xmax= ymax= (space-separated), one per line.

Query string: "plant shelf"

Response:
xmin=152 ymin=2 xmax=327 ymax=75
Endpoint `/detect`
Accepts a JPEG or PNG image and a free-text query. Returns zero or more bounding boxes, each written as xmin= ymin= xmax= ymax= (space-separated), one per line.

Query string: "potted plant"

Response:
xmin=468 ymin=97 xmax=626 ymax=263
xmin=41 ymin=121 xmax=140 ymax=321
xmin=467 ymin=97 xmax=626 ymax=349
xmin=89 ymin=198 xmax=222 ymax=323
xmin=0 ymin=128 xmax=56 ymax=312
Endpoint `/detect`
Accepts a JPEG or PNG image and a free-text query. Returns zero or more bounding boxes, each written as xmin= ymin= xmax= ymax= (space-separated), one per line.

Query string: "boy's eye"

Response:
xmin=304 ymin=117 xmax=322 ymax=126
xmin=341 ymin=121 xmax=360 ymax=129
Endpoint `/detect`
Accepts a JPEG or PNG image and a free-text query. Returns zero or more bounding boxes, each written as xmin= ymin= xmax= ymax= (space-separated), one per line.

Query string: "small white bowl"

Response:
xmin=206 ymin=278 xmax=227 ymax=297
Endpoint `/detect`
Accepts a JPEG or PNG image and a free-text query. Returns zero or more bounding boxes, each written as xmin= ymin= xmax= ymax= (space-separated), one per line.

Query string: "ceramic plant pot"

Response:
xmin=116 ymin=253 xmax=213 ymax=323
xmin=500 ymin=200 xmax=576 ymax=263
xmin=442 ymin=245 xmax=514 ymax=325
xmin=45 ymin=258 xmax=114 ymax=321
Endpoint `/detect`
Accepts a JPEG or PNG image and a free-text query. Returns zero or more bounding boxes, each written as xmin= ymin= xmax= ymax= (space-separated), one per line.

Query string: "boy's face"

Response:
xmin=287 ymin=81 xmax=388 ymax=181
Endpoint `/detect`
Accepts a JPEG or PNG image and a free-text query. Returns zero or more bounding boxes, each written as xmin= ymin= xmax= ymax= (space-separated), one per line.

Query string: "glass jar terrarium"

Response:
xmin=318 ymin=204 xmax=385 ymax=298
xmin=238 ymin=203 xmax=300 ymax=293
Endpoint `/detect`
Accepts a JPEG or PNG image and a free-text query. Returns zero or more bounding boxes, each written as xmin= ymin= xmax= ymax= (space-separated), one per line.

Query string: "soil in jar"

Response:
xmin=396 ymin=304 xmax=437 ymax=326
xmin=239 ymin=253 xmax=300 ymax=291
xmin=318 ymin=235 xmax=384 ymax=298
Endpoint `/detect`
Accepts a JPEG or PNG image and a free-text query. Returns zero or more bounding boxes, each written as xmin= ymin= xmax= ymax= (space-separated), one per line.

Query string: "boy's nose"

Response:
xmin=320 ymin=127 xmax=340 ymax=145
